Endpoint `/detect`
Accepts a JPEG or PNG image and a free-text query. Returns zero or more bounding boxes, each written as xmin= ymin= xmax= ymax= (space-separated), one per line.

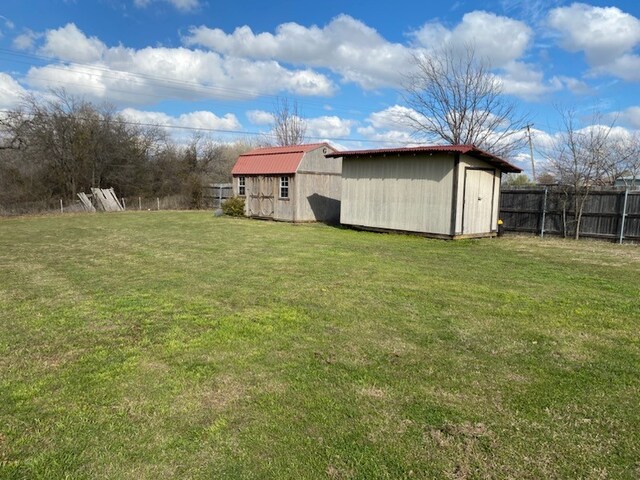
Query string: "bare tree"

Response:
xmin=542 ymin=107 xmax=614 ymax=239
xmin=271 ymin=97 xmax=307 ymax=146
xmin=603 ymin=132 xmax=640 ymax=186
xmin=402 ymin=46 xmax=529 ymax=159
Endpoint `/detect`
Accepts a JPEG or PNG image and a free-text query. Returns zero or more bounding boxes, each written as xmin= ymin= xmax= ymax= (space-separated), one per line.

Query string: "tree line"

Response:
xmin=0 ymin=90 xmax=255 ymax=210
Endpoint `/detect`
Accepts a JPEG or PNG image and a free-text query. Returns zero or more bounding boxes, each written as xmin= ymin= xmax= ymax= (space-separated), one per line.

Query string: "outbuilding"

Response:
xmin=327 ymin=145 xmax=521 ymax=239
xmin=231 ymin=143 xmax=341 ymax=223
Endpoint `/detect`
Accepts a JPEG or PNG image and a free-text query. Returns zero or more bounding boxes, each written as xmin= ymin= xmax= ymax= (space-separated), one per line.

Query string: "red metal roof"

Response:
xmin=326 ymin=144 xmax=522 ymax=173
xmin=232 ymin=143 xmax=334 ymax=175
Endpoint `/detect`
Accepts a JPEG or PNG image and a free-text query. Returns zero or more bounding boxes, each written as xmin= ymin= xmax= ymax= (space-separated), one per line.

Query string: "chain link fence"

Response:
xmin=1 ymin=184 xmax=234 ymax=217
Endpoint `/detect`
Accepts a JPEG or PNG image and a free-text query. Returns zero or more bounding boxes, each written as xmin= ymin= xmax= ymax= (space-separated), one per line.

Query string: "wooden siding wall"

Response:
xmin=294 ymin=148 xmax=342 ymax=223
xmin=274 ymin=175 xmax=294 ymax=221
xmin=340 ymin=155 xmax=454 ymax=235
xmin=298 ymin=147 xmax=341 ymax=174
xmin=294 ymin=173 xmax=341 ymax=223
xmin=500 ymin=188 xmax=640 ymax=241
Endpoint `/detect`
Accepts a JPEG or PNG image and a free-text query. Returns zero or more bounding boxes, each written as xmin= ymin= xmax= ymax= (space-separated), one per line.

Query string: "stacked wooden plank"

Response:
xmin=76 ymin=192 xmax=97 ymax=212
xmin=90 ymin=188 xmax=124 ymax=212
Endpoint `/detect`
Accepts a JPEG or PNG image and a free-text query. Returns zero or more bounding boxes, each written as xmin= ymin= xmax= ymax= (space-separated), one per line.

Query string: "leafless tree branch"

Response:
xmin=272 ymin=97 xmax=307 ymax=146
xmin=401 ymin=45 xmax=529 ymax=160
xmin=542 ymin=107 xmax=617 ymax=239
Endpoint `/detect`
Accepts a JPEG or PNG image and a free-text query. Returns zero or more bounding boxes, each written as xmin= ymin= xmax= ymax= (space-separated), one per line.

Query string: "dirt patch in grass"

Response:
xmin=326 ymin=463 xmax=354 ymax=480
xmin=358 ymin=385 xmax=388 ymax=399
xmin=425 ymin=422 xmax=498 ymax=479
xmin=202 ymin=374 xmax=247 ymax=411
xmin=505 ymin=235 xmax=640 ymax=266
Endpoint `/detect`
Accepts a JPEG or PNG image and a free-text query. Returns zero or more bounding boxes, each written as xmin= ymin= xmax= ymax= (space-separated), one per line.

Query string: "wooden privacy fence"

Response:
xmin=204 ymin=183 xmax=233 ymax=208
xmin=500 ymin=188 xmax=640 ymax=243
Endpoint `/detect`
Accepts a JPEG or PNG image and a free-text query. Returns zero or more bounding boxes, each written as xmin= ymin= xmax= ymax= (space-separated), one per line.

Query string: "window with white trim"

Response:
xmin=280 ymin=176 xmax=289 ymax=199
xmin=238 ymin=176 xmax=245 ymax=196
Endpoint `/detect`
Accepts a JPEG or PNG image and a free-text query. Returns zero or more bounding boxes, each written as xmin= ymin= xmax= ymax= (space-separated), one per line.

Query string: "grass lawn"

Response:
xmin=1 ymin=211 xmax=639 ymax=479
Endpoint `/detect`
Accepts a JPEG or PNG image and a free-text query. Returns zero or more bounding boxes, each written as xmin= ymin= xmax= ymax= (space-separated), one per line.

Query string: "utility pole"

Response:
xmin=526 ymin=124 xmax=536 ymax=182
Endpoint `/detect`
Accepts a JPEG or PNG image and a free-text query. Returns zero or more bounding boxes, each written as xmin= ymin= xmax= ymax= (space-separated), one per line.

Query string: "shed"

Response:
xmin=231 ymin=143 xmax=341 ymax=223
xmin=327 ymin=145 xmax=521 ymax=239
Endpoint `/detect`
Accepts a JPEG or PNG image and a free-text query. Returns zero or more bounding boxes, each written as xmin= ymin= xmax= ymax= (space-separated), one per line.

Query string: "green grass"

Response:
xmin=1 ymin=211 xmax=639 ymax=479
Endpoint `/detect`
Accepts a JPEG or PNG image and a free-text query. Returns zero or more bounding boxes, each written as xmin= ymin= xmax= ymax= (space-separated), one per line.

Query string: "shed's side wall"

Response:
xmin=297 ymin=147 xmax=341 ymax=174
xmin=294 ymin=173 xmax=341 ymax=223
xmin=340 ymin=154 xmax=454 ymax=234
xmin=294 ymin=147 xmax=342 ymax=222
xmin=454 ymin=155 xmax=501 ymax=234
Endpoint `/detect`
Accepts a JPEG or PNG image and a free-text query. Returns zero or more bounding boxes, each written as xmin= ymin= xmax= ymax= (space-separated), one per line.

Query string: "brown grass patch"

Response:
xmin=202 ymin=374 xmax=246 ymax=411
xmin=358 ymin=385 xmax=388 ymax=399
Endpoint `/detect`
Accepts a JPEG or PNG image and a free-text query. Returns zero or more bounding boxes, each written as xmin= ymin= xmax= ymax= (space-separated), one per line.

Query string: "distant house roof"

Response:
xmin=231 ymin=143 xmax=334 ymax=175
xmin=326 ymin=144 xmax=522 ymax=173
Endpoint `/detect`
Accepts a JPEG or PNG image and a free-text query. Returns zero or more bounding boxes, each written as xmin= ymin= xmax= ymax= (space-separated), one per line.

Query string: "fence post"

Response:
xmin=218 ymin=187 xmax=223 ymax=208
xmin=138 ymin=197 xmax=142 ymax=210
xmin=60 ymin=198 xmax=64 ymax=214
xmin=157 ymin=197 xmax=160 ymax=211
xmin=540 ymin=187 xmax=548 ymax=238
xmin=619 ymin=189 xmax=629 ymax=244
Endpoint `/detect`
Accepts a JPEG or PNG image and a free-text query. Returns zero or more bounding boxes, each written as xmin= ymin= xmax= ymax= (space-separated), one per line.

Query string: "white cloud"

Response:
xmin=605 ymin=125 xmax=638 ymax=141
xmin=548 ymin=3 xmax=640 ymax=63
xmin=356 ymin=126 xmax=419 ymax=147
xmin=410 ymin=12 xmax=565 ymax=101
xmin=246 ymin=110 xmax=355 ymax=139
xmin=413 ymin=11 xmax=532 ymax=68
xmin=510 ymin=152 xmax=536 ymax=174
xmin=0 ymin=15 xmax=15 ymax=30
xmin=0 ymin=15 xmax=14 ymax=38
xmin=183 ymin=11 xmax=532 ymax=94
xmin=364 ymin=105 xmax=419 ymax=130
xmin=39 ymin=23 xmax=106 ymax=63
xmin=23 ymin=24 xmax=336 ymax=104
xmin=497 ymin=62 xmax=592 ymax=101
xmin=184 ymin=14 xmax=412 ymax=89
xmin=356 ymin=105 xmax=424 ymax=147
xmin=246 ymin=110 xmax=274 ymax=125
xmin=134 ymin=0 xmax=201 ymax=12
xmin=548 ymin=3 xmax=640 ymax=81
xmin=178 ymin=111 xmax=242 ymax=131
xmin=0 ymin=73 xmax=27 ymax=109
xmin=615 ymin=106 xmax=640 ymax=129
xmin=498 ymin=62 xmax=562 ymax=99
xmin=604 ymin=54 xmax=640 ymax=82
xmin=556 ymin=76 xmax=591 ymax=95
xmin=306 ymin=116 xmax=355 ymax=138
xmin=13 ymin=29 xmax=41 ymax=50
xmin=120 ymin=108 xmax=241 ymax=131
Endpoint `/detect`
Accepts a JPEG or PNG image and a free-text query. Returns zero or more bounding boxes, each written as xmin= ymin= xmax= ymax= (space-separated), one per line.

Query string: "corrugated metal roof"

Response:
xmin=231 ymin=143 xmax=334 ymax=175
xmin=326 ymin=144 xmax=522 ymax=173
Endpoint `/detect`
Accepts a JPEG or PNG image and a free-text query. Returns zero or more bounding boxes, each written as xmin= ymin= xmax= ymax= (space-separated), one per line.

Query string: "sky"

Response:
xmin=0 ymin=0 xmax=639 ymax=173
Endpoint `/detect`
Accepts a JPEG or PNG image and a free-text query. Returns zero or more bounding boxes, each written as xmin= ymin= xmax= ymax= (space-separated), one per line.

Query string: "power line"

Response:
xmin=0 ymin=108 xmax=422 ymax=146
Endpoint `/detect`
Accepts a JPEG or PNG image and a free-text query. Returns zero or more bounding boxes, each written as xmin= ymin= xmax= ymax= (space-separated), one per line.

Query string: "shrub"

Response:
xmin=222 ymin=196 xmax=245 ymax=217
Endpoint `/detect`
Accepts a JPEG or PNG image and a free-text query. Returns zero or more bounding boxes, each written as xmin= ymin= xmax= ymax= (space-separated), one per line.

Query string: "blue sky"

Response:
xmin=1 ymin=0 xmax=639 ymax=172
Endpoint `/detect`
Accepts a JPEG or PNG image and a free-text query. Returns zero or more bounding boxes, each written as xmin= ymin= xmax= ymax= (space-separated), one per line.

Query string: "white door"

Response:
xmin=463 ymin=169 xmax=495 ymax=234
